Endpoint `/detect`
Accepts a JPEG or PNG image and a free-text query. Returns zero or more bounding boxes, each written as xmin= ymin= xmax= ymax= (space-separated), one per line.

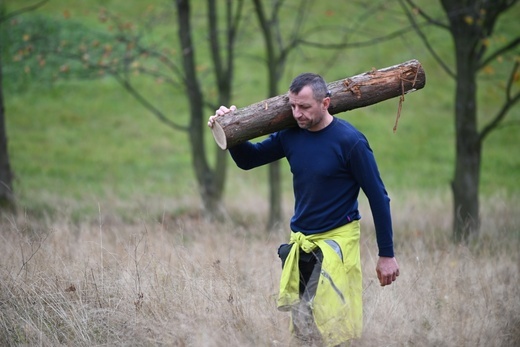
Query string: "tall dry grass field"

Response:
xmin=1 ymin=192 xmax=519 ymax=346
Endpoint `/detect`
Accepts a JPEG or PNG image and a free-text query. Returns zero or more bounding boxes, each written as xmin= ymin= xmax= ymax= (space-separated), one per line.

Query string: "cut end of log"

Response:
xmin=211 ymin=121 xmax=228 ymax=150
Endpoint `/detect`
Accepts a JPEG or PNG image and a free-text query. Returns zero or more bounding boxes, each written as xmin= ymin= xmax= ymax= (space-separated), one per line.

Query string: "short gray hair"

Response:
xmin=289 ymin=73 xmax=330 ymax=101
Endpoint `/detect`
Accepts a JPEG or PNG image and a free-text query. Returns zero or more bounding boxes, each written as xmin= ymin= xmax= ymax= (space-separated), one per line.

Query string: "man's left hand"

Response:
xmin=376 ymin=257 xmax=400 ymax=286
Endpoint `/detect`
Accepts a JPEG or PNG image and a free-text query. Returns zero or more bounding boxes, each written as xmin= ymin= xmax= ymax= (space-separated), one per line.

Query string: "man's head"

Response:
xmin=289 ymin=73 xmax=330 ymax=101
xmin=288 ymin=73 xmax=332 ymax=131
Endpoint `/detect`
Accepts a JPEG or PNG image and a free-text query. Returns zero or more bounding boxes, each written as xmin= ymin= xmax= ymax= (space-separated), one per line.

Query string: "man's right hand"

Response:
xmin=207 ymin=105 xmax=237 ymax=128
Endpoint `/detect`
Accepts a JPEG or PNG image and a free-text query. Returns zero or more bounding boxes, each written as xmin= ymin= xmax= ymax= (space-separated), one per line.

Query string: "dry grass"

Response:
xmin=0 ymin=192 xmax=519 ymax=347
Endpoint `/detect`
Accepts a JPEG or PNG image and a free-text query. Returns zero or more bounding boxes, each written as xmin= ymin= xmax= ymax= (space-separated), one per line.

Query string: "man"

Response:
xmin=208 ymin=73 xmax=399 ymax=346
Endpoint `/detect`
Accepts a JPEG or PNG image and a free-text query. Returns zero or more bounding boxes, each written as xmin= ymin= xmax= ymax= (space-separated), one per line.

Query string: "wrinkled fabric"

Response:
xmin=278 ymin=221 xmax=363 ymax=346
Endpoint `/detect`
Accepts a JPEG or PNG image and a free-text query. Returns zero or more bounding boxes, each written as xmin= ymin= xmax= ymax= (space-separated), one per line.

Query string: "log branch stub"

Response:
xmin=212 ymin=59 xmax=426 ymax=149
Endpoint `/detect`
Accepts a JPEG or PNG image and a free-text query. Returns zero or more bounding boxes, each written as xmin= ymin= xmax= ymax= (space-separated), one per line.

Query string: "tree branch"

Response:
xmin=0 ymin=0 xmax=49 ymax=22
xmin=287 ymin=0 xmax=310 ymax=49
xmin=275 ymin=0 xmax=310 ymax=78
xmin=208 ymin=0 xmax=223 ymax=83
xmin=403 ymin=0 xmax=449 ymax=29
xmin=480 ymin=61 xmax=520 ymax=141
xmin=298 ymin=25 xmax=420 ymax=49
xmin=252 ymin=0 xmax=273 ymax=59
xmin=398 ymin=0 xmax=455 ymax=79
xmin=111 ymin=33 xmax=187 ymax=84
xmin=493 ymin=119 xmax=520 ymax=131
xmin=112 ymin=73 xmax=188 ymax=132
xmin=479 ymin=36 xmax=520 ymax=70
xmin=226 ymin=0 xmax=244 ymax=76
xmin=134 ymin=66 xmax=182 ymax=88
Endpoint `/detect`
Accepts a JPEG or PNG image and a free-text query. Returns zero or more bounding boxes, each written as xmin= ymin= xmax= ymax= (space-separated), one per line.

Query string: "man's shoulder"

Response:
xmin=332 ymin=118 xmax=366 ymax=143
xmin=334 ymin=117 xmax=359 ymax=132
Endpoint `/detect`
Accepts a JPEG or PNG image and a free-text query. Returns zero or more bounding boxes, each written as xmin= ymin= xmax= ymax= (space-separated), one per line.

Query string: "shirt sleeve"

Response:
xmin=348 ymin=139 xmax=394 ymax=257
xmin=228 ymin=132 xmax=286 ymax=170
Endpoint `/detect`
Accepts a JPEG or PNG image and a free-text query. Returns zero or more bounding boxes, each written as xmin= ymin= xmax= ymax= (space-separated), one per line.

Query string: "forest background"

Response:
xmin=1 ymin=0 xmax=519 ymax=346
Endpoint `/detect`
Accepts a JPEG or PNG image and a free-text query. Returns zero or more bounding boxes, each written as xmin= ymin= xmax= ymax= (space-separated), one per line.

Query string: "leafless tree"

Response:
xmin=8 ymin=0 xmax=245 ymax=219
xmin=400 ymin=0 xmax=520 ymax=242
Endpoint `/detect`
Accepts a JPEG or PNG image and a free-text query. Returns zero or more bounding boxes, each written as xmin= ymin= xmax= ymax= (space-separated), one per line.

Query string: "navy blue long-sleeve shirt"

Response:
xmin=229 ymin=117 xmax=394 ymax=257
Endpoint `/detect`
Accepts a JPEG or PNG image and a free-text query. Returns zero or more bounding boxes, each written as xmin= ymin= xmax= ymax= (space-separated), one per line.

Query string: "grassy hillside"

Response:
xmin=1 ymin=1 xmax=519 ymax=346
xmin=3 ymin=0 xmax=519 ymax=219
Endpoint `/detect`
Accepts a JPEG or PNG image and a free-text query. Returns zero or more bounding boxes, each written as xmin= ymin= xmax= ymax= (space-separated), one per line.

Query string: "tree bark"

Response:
xmin=176 ymin=0 xmax=243 ymax=220
xmin=441 ymin=0 xmax=482 ymax=242
xmin=451 ymin=53 xmax=481 ymax=242
xmin=0 ymin=39 xmax=16 ymax=212
xmin=252 ymin=0 xmax=284 ymax=230
xmin=212 ymin=59 xmax=426 ymax=149
xmin=177 ymin=0 xmax=220 ymax=218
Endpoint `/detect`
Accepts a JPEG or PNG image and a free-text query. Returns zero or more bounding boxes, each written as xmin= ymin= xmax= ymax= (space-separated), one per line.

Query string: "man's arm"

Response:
xmin=208 ymin=105 xmax=285 ymax=169
xmin=349 ymin=140 xmax=394 ymax=257
xmin=348 ymin=139 xmax=400 ymax=286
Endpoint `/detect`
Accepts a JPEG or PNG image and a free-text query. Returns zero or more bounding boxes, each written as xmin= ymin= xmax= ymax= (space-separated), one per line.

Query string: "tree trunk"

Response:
xmin=267 ymin=162 xmax=282 ymax=229
xmin=211 ymin=59 xmax=426 ymax=149
xmin=0 ymin=44 xmax=16 ymax=212
xmin=177 ymin=0 xmax=224 ymax=219
xmin=252 ymin=0 xmax=286 ymax=230
xmin=446 ymin=3 xmax=482 ymax=243
xmin=451 ymin=60 xmax=481 ymax=242
xmin=451 ymin=63 xmax=481 ymax=242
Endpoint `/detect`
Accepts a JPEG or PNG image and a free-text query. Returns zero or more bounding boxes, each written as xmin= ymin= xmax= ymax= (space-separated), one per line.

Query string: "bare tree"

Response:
xmin=400 ymin=0 xmax=520 ymax=242
xmin=0 ymin=0 xmax=49 ymax=212
xmin=175 ymin=0 xmax=244 ymax=219
xmin=100 ymin=0 xmax=244 ymax=219
xmin=9 ymin=1 xmax=245 ymax=219
xmin=251 ymin=0 xmax=310 ymax=230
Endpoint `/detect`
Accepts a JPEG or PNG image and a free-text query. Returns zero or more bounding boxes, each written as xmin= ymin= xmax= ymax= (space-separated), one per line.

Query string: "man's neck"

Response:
xmin=309 ymin=113 xmax=333 ymax=132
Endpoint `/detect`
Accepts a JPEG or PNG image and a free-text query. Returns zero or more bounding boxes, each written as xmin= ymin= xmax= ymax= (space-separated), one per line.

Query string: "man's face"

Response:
xmin=288 ymin=85 xmax=329 ymax=131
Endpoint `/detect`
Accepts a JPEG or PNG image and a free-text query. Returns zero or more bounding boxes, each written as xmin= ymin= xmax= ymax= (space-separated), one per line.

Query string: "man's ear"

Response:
xmin=322 ymin=96 xmax=331 ymax=110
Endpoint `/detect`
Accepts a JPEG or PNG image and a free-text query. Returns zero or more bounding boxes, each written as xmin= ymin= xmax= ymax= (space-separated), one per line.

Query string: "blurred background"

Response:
xmin=0 ymin=1 xmax=519 ymax=346
xmin=1 ymin=0 xmax=517 ymax=220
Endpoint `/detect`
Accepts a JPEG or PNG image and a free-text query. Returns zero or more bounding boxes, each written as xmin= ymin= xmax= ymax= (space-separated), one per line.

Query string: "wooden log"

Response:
xmin=212 ymin=59 xmax=426 ymax=149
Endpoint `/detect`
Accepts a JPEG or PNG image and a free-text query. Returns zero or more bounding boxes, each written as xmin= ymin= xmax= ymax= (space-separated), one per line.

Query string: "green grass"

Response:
xmin=3 ymin=0 xmax=520 ymax=218
xmin=7 ymin=78 xmax=194 ymax=215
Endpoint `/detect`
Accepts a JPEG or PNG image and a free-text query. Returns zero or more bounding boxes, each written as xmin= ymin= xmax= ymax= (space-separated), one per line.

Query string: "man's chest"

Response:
xmin=286 ymin=143 xmax=348 ymax=180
